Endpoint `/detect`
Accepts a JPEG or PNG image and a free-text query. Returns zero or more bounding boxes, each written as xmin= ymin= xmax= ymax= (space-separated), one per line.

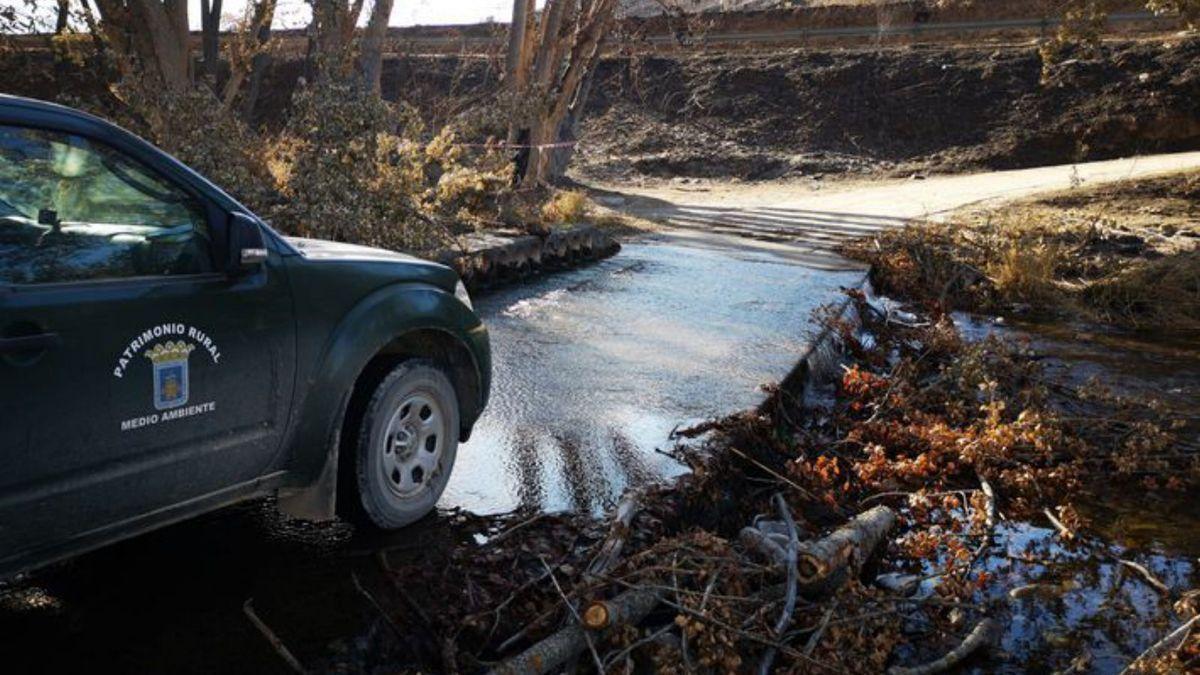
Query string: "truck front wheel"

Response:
xmin=352 ymin=359 xmax=460 ymax=529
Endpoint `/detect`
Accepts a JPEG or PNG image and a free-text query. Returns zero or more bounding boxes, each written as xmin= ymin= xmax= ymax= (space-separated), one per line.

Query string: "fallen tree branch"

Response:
xmin=804 ymin=601 xmax=837 ymax=657
xmin=728 ymin=446 xmax=818 ymax=501
xmin=1043 ymin=508 xmax=1074 ymax=540
xmin=1118 ymin=559 xmax=1171 ymax=596
xmin=977 ymin=473 xmax=998 ymax=529
xmin=742 ymin=505 xmax=897 ymax=597
xmin=739 ymin=525 xmax=788 ymax=566
xmin=543 ymin=556 xmax=605 ymax=674
xmin=350 ymin=572 xmax=403 ymax=640
xmin=487 ymin=587 xmax=662 ymax=675
xmin=758 ymin=493 xmax=800 ymax=675
xmin=586 ymin=489 xmax=641 ymax=579
xmin=796 ymin=505 xmax=897 ymax=592
xmin=1120 ymin=615 xmax=1199 ymax=674
xmin=887 ymin=617 xmax=1001 ymax=675
xmin=243 ymin=598 xmax=306 ymax=674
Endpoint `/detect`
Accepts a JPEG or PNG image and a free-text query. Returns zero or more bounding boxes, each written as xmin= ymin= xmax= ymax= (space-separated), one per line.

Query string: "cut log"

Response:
xmin=796 ymin=506 xmax=896 ymax=589
xmin=887 ymin=618 xmax=1001 ymax=675
xmin=739 ymin=525 xmax=787 ymax=566
xmin=742 ymin=506 xmax=896 ymax=597
xmin=487 ymin=587 xmax=661 ymax=675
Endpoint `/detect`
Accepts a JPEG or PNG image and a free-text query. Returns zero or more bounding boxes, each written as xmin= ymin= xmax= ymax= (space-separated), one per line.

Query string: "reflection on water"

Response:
xmin=978 ymin=521 xmax=1197 ymax=674
xmin=949 ymin=312 xmax=1200 ymax=672
xmin=445 ymin=239 xmax=865 ymax=514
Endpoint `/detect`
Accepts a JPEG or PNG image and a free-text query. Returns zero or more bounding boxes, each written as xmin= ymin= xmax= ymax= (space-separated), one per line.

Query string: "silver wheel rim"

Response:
xmin=380 ymin=392 xmax=446 ymax=500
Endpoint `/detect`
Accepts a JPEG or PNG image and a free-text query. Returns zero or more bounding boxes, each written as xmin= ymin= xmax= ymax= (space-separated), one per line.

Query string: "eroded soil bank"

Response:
xmin=575 ymin=37 xmax=1200 ymax=183
xmin=4 ymin=36 xmax=1198 ymax=186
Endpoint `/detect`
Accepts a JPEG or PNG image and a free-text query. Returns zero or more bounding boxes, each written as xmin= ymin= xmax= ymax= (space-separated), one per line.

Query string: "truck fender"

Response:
xmin=277 ymin=283 xmax=487 ymax=521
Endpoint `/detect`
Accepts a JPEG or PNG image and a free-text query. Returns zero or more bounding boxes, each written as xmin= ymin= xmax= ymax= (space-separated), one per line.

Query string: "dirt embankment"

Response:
xmin=2 ymin=37 xmax=1197 ymax=185
xmin=575 ymin=37 xmax=1200 ymax=182
xmin=622 ymin=0 xmax=1152 ymax=38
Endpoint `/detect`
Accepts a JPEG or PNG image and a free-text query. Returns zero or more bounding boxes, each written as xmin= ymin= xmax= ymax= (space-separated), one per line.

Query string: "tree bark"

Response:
xmin=200 ymin=0 xmax=223 ymax=85
xmin=795 ymin=505 xmax=895 ymax=588
xmin=487 ymin=587 xmax=662 ymax=675
xmin=529 ymin=0 xmax=571 ymax=89
xmin=55 ymin=0 xmax=70 ymax=33
xmin=744 ymin=505 xmax=896 ymax=597
xmin=358 ymin=0 xmax=394 ymax=94
xmin=240 ymin=0 xmax=277 ymax=121
xmin=522 ymin=0 xmax=617 ymax=185
xmin=92 ymin=0 xmax=193 ymax=90
xmin=505 ymin=0 xmax=530 ymax=85
xmin=309 ymin=0 xmax=366 ymax=80
xmin=585 ymin=489 xmax=640 ymax=579
xmin=220 ymin=0 xmax=276 ymax=116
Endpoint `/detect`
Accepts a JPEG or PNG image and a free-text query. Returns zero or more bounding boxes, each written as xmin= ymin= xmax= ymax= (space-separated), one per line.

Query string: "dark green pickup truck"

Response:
xmin=0 ymin=96 xmax=491 ymax=580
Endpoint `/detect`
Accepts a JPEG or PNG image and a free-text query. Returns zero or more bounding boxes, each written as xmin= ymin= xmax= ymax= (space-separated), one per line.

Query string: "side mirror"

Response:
xmin=228 ymin=212 xmax=267 ymax=275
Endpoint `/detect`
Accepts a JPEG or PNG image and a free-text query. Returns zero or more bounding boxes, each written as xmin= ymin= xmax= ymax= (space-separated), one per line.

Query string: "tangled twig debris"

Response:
xmin=345 ymin=286 xmax=1196 ymax=674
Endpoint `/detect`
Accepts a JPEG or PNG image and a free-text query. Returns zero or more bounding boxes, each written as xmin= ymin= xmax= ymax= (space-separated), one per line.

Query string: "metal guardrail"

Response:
xmin=385 ymin=10 xmax=1166 ymax=50
xmin=643 ymin=10 xmax=1161 ymax=44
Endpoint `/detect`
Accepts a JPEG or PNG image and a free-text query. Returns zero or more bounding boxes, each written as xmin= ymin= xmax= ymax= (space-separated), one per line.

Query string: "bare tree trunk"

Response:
xmin=55 ymin=0 xmax=70 ymax=33
xmin=523 ymin=0 xmax=616 ymax=185
xmin=309 ymin=0 xmax=366 ymax=81
xmin=358 ymin=0 xmax=394 ymax=94
xmin=503 ymin=0 xmax=615 ymax=185
xmin=530 ymin=0 xmax=571 ymax=87
xmin=220 ymin=0 xmax=276 ymax=114
xmin=505 ymin=0 xmax=536 ymax=144
xmin=545 ymin=57 xmax=597 ymax=179
xmin=200 ymin=0 xmax=223 ymax=85
xmin=505 ymin=0 xmax=529 ymax=84
xmin=78 ymin=0 xmax=109 ymax=55
xmin=241 ymin=0 xmax=277 ymax=121
xmin=93 ymin=0 xmax=193 ymax=90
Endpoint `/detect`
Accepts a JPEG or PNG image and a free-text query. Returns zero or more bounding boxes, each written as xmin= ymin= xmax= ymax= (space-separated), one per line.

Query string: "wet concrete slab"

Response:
xmin=444 ymin=235 xmax=865 ymax=515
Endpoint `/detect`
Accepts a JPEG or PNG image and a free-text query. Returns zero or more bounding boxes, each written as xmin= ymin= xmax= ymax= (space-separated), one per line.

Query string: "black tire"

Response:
xmin=351 ymin=359 xmax=460 ymax=529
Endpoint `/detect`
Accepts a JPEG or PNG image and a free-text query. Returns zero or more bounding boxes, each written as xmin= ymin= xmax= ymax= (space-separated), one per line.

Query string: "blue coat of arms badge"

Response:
xmin=145 ymin=341 xmax=195 ymax=410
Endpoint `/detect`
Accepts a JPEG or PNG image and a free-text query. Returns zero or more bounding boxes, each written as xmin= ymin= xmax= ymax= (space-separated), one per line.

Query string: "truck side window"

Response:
xmin=0 ymin=125 xmax=212 ymax=285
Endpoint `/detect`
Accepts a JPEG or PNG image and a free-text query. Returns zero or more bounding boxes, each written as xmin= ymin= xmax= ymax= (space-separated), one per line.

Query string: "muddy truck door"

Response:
xmin=0 ymin=124 xmax=295 ymax=574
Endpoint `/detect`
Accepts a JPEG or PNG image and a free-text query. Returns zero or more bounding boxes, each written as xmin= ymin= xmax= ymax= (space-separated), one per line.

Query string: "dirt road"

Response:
xmin=599 ymin=152 xmax=1200 ymax=269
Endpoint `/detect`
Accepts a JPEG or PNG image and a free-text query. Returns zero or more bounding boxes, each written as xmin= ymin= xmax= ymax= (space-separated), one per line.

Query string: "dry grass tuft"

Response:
xmin=1082 ymin=250 xmax=1200 ymax=329
xmin=540 ymin=189 xmax=588 ymax=224
xmin=988 ymin=242 xmax=1063 ymax=306
xmin=840 ymin=170 xmax=1200 ymax=331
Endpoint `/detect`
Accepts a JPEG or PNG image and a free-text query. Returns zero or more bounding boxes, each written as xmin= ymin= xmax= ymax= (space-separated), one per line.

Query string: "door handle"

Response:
xmin=0 ymin=333 xmax=60 ymax=353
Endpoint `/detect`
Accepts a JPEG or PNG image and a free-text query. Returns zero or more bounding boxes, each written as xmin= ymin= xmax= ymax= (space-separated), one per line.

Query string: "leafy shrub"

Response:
xmin=59 ymin=72 xmax=280 ymax=217
xmin=270 ymin=80 xmax=513 ymax=252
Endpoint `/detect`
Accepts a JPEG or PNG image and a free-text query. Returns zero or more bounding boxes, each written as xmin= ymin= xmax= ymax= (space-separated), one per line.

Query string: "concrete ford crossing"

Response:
xmin=0 ymin=96 xmax=491 ymax=580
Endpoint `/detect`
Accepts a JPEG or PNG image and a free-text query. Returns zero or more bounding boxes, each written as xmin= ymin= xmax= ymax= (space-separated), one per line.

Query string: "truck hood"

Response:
xmin=285 ymin=237 xmax=436 ymax=266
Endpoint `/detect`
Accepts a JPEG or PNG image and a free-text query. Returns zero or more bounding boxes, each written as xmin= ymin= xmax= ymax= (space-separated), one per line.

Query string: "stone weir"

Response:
xmin=436 ymin=224 xmax=621 ymax=293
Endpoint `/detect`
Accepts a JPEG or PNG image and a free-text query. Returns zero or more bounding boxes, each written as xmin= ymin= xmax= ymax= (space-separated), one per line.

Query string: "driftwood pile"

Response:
xmin=253 ymin=288 xmax=1198 ymax=674
xmin=475 ymin=485 xmax=1002 ymax=675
